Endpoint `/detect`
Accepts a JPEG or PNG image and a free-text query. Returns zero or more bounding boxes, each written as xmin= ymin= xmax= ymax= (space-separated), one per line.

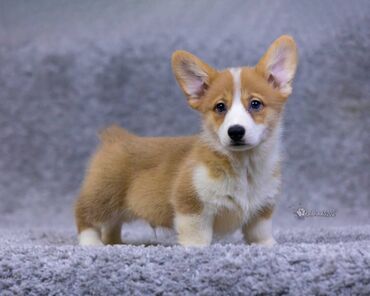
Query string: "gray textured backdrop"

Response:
xmin=0 ymin=0 xmax=369 ymax=228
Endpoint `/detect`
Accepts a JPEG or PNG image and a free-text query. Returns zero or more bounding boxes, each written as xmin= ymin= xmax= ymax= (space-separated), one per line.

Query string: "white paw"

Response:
xmin=255 ymin=238 xmax=277 ymax=247
xmin=79 ymin=228 xmax=104 ymax=246
xmin=178 ymin=237 xmax=211 ymax=248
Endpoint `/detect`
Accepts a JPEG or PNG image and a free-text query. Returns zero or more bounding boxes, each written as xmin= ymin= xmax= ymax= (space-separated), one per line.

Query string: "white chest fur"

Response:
xmin=192 ymin=136 xmax=281 ymax=234
xmin=193 ymin=164 xmax=249 ymax=215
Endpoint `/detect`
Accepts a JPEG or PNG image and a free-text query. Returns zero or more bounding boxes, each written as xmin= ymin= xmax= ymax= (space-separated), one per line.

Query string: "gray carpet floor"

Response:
xmin=1 ymin=225 xmax=370 ymax=295
xmin=0 ymin=0 xmax=369 ymax=295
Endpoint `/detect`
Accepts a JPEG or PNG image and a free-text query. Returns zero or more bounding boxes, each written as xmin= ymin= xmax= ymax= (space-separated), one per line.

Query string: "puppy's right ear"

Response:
xmin=172 ymin=50 xmax=217 ymax=109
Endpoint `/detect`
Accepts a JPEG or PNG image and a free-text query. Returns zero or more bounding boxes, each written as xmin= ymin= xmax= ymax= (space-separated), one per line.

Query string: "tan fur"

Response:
xmin=74 ymin=35 xmax=298 ymax=247
xmin=75 ymin=127 xmax=198 ymax=231
xmin=242 ymin=205 xmax=275 ymax=244
xmin=240 ymin=68 xmax=286 ymax=126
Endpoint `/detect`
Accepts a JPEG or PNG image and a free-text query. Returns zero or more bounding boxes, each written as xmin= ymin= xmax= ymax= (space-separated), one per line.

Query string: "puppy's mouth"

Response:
xmin=231 ymin=141 xmax=246 ymax=146
xmin=228 ymin=141 xmax=253 ymax=151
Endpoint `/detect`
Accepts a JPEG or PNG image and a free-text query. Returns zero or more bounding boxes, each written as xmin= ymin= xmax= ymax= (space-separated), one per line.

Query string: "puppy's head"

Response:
xmin=172 ymin=35 xmax=298 ymax=152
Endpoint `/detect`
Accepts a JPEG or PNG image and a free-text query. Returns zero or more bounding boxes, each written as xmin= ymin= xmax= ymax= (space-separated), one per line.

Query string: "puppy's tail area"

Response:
xmin=98 ymin=124 xmax=134 ymax=144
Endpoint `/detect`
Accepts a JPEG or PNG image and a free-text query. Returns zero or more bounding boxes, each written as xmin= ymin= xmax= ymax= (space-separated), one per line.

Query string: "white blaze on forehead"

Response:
xmin=217 ymin=68 xmax=266 ymax=148
xmin=227 ymin=68 xmax=254 ymax=127
xmin=229 ymin=68 xmax=242 ymax=105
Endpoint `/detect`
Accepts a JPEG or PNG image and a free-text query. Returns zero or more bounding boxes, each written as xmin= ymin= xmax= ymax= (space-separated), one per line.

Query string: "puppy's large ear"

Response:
xmin=256 ymin=35 xmax=298 ymax=96
xmin=172 ymin=50 xmax=217 ymax=109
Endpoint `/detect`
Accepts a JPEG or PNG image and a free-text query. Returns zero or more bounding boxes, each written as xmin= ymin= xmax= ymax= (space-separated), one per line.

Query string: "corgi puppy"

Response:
xmin=75 ymin=35 xmax=298 ymax=247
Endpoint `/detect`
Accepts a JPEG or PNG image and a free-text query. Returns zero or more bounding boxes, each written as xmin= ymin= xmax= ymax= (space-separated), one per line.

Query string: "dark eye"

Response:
xmin=250 ymin=99 xmax=263 ymax=111
xmin=215 ymin=102 xmax=227 ymax=114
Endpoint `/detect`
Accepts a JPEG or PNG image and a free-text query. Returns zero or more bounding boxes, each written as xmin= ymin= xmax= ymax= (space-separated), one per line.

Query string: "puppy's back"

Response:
xmin=99 ymin=124 xmax=133 ymax=144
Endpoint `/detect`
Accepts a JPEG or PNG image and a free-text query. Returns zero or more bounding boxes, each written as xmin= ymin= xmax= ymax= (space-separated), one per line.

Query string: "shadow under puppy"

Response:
xmin=75 ymin=35 xmax=298 ymax=247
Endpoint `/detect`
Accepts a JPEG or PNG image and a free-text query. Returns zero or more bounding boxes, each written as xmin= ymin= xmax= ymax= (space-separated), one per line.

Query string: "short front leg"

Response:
xmin=175 ymin=210 xmax=214 ymax=247
xmin=243 ymin=206 xmax=276 ymax=247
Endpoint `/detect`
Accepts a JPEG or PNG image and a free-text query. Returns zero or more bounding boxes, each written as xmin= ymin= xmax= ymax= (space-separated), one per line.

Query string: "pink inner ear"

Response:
xmin=186 ymin=77 xmax=207 ymax=97
xmin=267 ymin=74 xmax=279 ymax=88
xmin=269 ymin=53 xmax=290 ymax=87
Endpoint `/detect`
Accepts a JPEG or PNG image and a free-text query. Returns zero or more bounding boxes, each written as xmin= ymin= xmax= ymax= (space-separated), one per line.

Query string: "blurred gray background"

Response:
xmin=0 ymin=0 xmax=369 ymax=229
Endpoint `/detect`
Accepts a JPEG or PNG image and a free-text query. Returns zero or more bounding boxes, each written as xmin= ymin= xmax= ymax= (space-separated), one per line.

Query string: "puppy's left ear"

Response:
xmin=256 ymin=35 xmax=298 ymax=96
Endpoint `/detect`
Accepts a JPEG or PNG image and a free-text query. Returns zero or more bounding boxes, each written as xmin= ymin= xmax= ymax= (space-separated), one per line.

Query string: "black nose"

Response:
xmin=228 ymin=125 xmax=245 ymax=142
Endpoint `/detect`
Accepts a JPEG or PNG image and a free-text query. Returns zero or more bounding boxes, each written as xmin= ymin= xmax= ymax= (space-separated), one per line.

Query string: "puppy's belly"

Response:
xmin=125 ymin=170 xmax=175 ymax=228
xmin=213 ymin=207 xmax=244 ymax=235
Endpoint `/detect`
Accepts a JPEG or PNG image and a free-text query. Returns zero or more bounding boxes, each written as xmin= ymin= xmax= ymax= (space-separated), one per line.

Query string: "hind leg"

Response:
xmin=78 ymin=227 xmax=104 ymax=246
xmin=75 ymin=196 xmax=106 ymax=246
xmin=102 ymin=220 xmax=123 ymax=245
xmin=75 ymin=205 xmax=104 ymax=246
